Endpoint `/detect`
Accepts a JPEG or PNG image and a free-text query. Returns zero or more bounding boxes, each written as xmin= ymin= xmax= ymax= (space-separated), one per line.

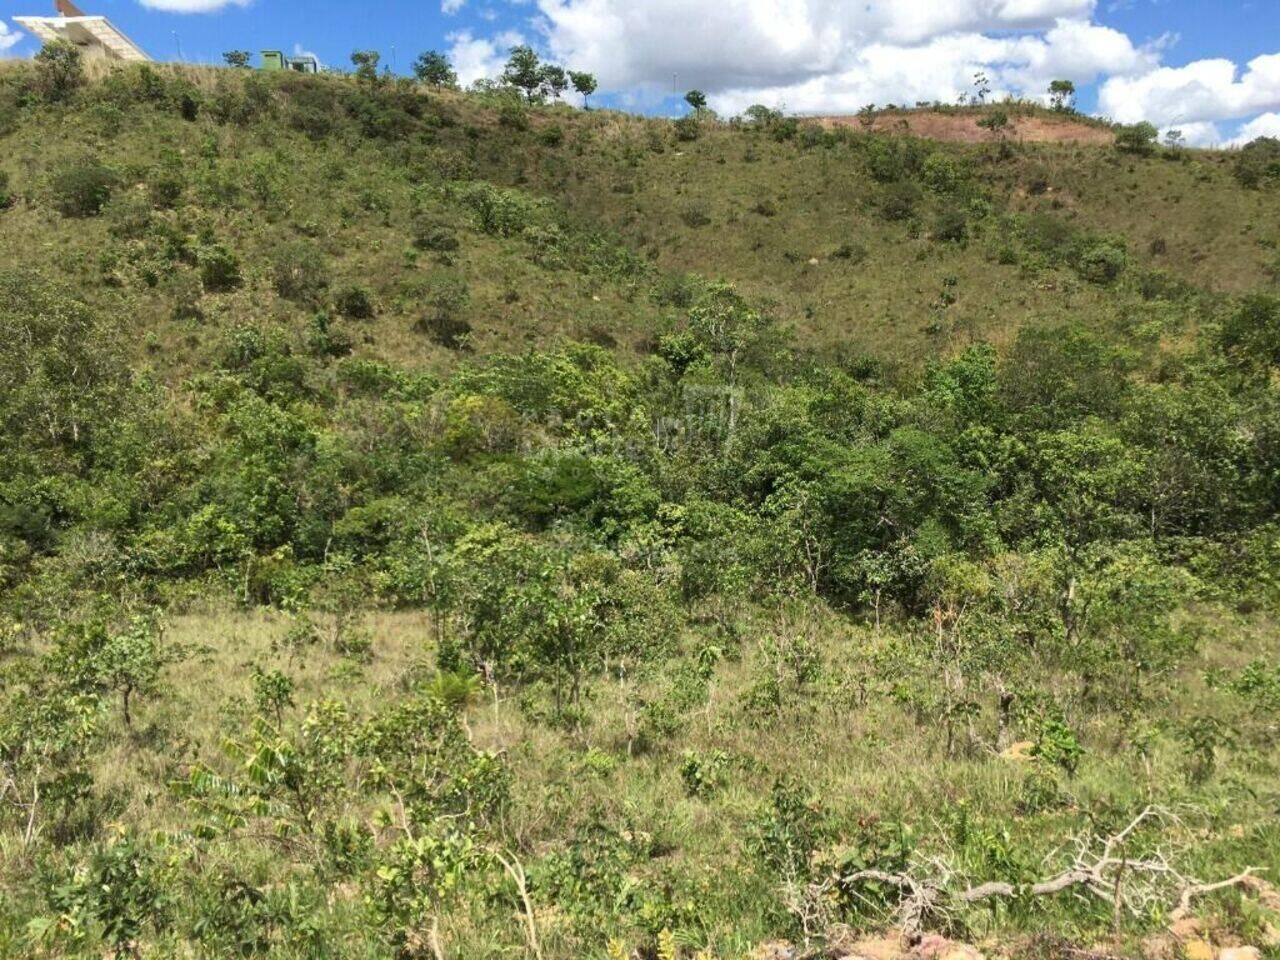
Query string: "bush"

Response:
xmin=498 ymin=100 xmax=529 ymax=131
xmin=673 ymin=115 xmax=700 ymax=142
xmin=1234 ymin=137 xmax=1280 ymax=189
xmin=34 ymin=40 xmax=84 ymax=102
xmin=49 ymin=161 xmax=117 ymax=218
xmin=863 ymin=135 xmax=927 ymax=183
xmin=457 ymin=182 xmax=546 ymax=237
xmin=199 ymin=243 xmax=243 ymax=293
xmin=680 ymin=203 xmax=712 ymax=228
xmin=414 ymin=275 xmax=471 ymax=349
xmin=105 ymin=191 xmax=153 ymax=240
xmin=335 ymin=284 xmax=375 ymax=320
xmin=831 ymin=242 xmax=868 ymax=264
xmin=1076 ymin=241 xmax=1127 ymax=284
xmin=931 ymin=206 xmax=968 ymax=243
xmin=1115 ymin=122 xmax=1158 ymax=155
xmin=412 ymin=216 xmax=460 ymax=252
xmin=418 ymin=311 xmax=472 ymax=350
xmin=770 ymin=117 xmax=799 ymax=142
xmin=878 ymin=181 xmax=921 ymax=222
xmin=147 ymin=167 xmax=185 ymax=209
xmin=0 ymin=170 xmax=12 ymax=210
xmin=921 ymin=152 xmax=970 ymax=194
xmin=271 ymin=240 xmax=329 ymax=303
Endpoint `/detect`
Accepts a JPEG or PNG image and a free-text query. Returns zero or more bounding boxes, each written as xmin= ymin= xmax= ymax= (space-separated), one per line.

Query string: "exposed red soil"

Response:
xmin=816 ymin=111 xmax=1115 ymax=145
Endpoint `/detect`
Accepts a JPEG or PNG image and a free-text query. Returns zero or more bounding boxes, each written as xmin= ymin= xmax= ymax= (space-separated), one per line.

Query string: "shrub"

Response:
xmin=271 ymin=240 xmax=329 ymax=303
xmin=831 ymin=242 xmax=868 ymax=264
xmin=1022 ymin=211 xmax=1076 ymax=257
xmin=457 ymin=182 xmax=546 ymax=237
xmin=105 ymin=191 xmax=153 ymax=240
xmin=1115 ymin=122 xmax=1158 ymax=155
xmin=1076 ymin=241 xmax=1127 ymax=284
xmin=922 ymin=152 xmax=970 ymax=194
xmin=770 ymin=117 xmax=799 ymax=142
xmin=680 ymin=203 xmax=712 ymax=228
xmin=0 ymin=170 xmax=12 ymax=210
xmin=498 ymin=100 xmax=529 ymax=131
xmin=412 ymin=216 xmax=460 ymax=252
xmin=418 ymin=311 xmax=472 ymax=350
xmin=673 ymin=115 xmax=700 ymax=142
xmin=878 ymin=181 xmax=921 ymax=222
xmin=539 ymin=125 xmax=564 ymax=147
xmin=49 ymin=161 xmax=117 ymax=218
xmin=1234 ymin=137 xmax=1280 ymax=189
xmin=147 ymin=167 xmax=185 ymax=209
xmin=335 ymin=284 xmax=375 ymax=320
xmin=931 ymin=206 xmax=969 ymax=243
xmin=34 ymin=40 xmax=84 ymax=102
xmin=864 ymin=135 xmax=927 ymax=183
xmin=415 ymin=275 xmax=471 ymax=349
xmin=199 ymin=243 xmax=243 ymax=292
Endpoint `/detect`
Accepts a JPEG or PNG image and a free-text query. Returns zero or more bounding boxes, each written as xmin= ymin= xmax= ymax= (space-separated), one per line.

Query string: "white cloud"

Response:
xmin=448 ymin=29 xmax=525 ymax=87
xmin=1160 ymin=121 xmax=1222 ymax=148
xmin=1099 ymin=52 xmax=1280 ymax=126
xmin=1 ymin=20 xmax=23 ymax=55
xmin=442 ymin=0 xmax=466 ymax=13
xmin=532 ymin=0 xmax=1104 ymax=96
xmin=437 ymin=0 xmax=1277 ymax=141
xmin=522 ymin=0 xmax=1163 ymax=115
xmin=1228 ymin=112 xmax=1280 ymax=147
xmin=136 ymin=0 xmax=252 ymax=12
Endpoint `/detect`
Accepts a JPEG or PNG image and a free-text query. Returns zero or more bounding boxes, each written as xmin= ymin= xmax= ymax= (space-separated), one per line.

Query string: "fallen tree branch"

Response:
xmin=1170 ymin=868 xmax=1268 ymax=921
xmin=842 ymin=807 xmax=1264 ymax=938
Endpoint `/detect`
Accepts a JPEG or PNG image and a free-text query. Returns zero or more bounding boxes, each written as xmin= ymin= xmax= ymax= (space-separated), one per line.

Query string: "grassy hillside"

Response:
xmin=2 ymin=58 xmax=1280 ymax=960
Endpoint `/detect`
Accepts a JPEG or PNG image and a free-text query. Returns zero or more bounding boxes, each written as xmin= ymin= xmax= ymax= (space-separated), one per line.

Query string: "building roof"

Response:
xmin=13 ymin=14 xmax=150 ymax=62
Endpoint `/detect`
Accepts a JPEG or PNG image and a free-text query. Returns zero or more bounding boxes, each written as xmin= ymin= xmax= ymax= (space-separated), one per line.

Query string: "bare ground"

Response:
xmin=816 ymin=111 xmax=1115 ymax=145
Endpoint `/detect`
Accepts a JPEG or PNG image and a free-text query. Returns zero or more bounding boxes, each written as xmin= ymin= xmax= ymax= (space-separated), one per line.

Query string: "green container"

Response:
xmin=261 ymin=50 xmax=285 ymax=71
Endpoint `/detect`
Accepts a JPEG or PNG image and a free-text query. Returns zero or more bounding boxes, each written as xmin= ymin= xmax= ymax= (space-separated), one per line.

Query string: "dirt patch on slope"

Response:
xmin=817 ymin=111 xmax=1115 ymax=145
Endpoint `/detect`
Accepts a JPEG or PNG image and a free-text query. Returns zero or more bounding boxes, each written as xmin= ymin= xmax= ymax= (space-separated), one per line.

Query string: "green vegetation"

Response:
xmin=1 ymin=55 xmax=1280 ymax=960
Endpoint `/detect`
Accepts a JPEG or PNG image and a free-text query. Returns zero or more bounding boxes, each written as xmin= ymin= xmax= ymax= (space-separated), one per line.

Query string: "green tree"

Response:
xmin=34 ymin=39 xmax=84 ymax=102
xmin=222 ymin=50 xmax=251 ymax=69
xmin=41 ymin=832 xmax=166 ymax=957
xmin=366 ymin=831 xmax=477 ymax=959
xmin=1115 ymin=121 xmax=1159 ymax=155
xmin=350 ymin=50 xmax=381 ymax=83
xmin=0 ymin=677 xmax=99 ymax=848
xmin=569 ymin=70 xmax=597 ymax=107
xmin=0 ymin=272 xmax=132 ymax=455
xmin=49 ymin=161 xmax=117 ymax=218
xmin=539 ymin=63 xmax=569 ymax=100
xmin=413 ymin=50 xmax=457 ymax=88
xmin=687 ymin=281 xmax=770 ymax=387
xmin=1234 ymin=137 xmax=1280 ymax=188
xmin=972 ymin=71 xmax=991 ymax=104
xmin=1219 ymin=294 xmax=1280 ymax=370
xmin=977 ymin=109 xmax=1010 ymax=139
xmin=90 ymin=615 xmax=170 ymax=729
xmin=685 ymin=88 xmax=708 ymax=112
xmin=503 ymin=45 xmax=544 ymax=102
xmin=1048 ymin=79 xmax=1075 ymax=111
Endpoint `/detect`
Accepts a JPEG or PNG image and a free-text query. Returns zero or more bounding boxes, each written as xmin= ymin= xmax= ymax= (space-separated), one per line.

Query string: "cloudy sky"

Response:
xmin=2 ymin=0 xmax=1279 ymax=145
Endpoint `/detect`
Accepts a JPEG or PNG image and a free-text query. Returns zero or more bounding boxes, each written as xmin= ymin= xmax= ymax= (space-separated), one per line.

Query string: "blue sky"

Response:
xmin=3 ymin=0 xmax=1280 ymax=145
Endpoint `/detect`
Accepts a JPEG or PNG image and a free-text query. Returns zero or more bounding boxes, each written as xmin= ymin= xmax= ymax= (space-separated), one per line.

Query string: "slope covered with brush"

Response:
xmin=2 ymin=57 xmax=1280 ymax=960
